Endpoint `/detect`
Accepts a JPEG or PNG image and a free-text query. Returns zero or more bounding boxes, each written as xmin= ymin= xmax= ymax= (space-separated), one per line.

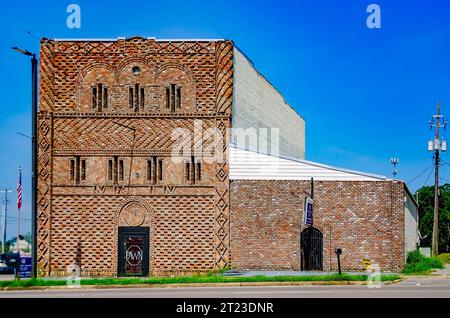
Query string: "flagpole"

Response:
xmin=16 ymin=166 xmax=21 ymax=254
xmin=16 ymin=210 xmax=20 ymax=253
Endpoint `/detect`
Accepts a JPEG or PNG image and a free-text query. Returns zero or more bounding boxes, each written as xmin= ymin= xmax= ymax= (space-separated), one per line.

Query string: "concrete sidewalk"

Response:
xmin=432 ymin=264 xmax=450 ymax=275
xmin=223 ymin=270 xmax=399 ymax=277
xmin=0 ymin=275 xmax=14 ymax=281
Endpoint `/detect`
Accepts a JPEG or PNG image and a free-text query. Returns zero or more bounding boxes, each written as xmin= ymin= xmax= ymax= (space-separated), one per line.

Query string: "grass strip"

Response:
xmin=0 ymin=273 xmax=401 ymax=288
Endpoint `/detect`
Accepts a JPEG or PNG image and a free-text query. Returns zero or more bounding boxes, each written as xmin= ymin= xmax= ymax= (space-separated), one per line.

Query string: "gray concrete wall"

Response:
xmin=232 ymin=48 xmax=305 ymax=159
xmin=404 ymin=188 xmax=419 ymax=255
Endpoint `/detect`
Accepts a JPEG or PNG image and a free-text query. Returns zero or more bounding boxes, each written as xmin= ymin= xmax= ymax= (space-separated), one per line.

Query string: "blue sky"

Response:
xmin=1 ymin=0 xmax=450 ymax=239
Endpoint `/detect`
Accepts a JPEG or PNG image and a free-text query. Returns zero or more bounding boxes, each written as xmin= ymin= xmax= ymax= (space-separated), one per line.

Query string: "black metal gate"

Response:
xmin=301 ymin=227 xmax=323 ymax=271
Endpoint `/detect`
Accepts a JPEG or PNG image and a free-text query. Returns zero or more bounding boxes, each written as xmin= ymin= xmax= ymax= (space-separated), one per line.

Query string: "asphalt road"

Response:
xmin=0 ymin=280 xmax=449 ymax=298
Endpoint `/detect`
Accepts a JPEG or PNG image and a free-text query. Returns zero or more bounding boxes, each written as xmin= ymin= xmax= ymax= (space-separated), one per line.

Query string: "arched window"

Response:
xmin=91 ymin=83 xmax=108 ymax=111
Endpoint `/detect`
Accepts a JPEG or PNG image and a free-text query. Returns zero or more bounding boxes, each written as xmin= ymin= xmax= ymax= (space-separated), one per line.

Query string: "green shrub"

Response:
xmin=406 ymin=250 xmax=425 ymax=265
xmin=403 ymin=255 xmax=444 ymax=274
xmin=438 ymin=253 xmax=450 ymax=264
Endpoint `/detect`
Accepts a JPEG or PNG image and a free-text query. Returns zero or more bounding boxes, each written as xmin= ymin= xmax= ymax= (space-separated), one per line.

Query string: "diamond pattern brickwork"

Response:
xmin=37 ymin=37 xmax=234 ymax=276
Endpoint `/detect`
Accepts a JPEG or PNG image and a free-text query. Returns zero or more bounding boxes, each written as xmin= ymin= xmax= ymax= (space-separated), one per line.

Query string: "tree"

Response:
xmin=416 ymin=183 xmax=450 ymax=252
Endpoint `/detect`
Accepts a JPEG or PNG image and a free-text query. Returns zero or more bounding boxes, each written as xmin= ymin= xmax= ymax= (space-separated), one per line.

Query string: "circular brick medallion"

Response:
xmin=120 ymin=201 xmax=146 ymax=226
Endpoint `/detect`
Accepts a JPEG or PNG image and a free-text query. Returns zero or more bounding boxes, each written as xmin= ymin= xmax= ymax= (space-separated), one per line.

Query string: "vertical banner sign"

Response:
xmin=303 ymin=196 xmax=314 ymax=226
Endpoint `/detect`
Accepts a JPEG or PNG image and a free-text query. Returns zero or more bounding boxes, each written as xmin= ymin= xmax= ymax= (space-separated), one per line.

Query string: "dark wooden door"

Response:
xmin=118 ymin=227 xmax=149 ymax=276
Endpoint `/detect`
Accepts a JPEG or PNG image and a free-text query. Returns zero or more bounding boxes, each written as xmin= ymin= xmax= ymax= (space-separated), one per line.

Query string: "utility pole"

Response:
xmin=428 ymin=101 xmax=447 ymax=256
xmin=0 ymin=189 xmax=13 ymax=254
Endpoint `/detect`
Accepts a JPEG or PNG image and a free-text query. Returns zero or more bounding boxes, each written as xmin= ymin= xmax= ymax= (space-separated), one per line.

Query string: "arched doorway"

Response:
xmin=117 ymin=200 xmax=150 ymax=277
xmin=301 ymin=227 xmax=323 ymax=271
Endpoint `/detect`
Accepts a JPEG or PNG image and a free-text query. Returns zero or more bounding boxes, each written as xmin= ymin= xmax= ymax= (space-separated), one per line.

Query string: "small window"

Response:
xmin=103 ymin=87 xmax=108 ymax=108
xmin=91 ymin=83 xmax=108 ymax=111
xmin=196 ymin=161 xmax=201 ymax=181
xmin=119 ymin=159 xmax=124 ymax=181
xmin=129 ymin=87 xmax=134 ymax=109
xmin=132 ymin=66 xmax=141 ymax=76
xmin=81 ymin=159 xmax=86 ymax=181
xmin=97 ymin=83 xmax=103 ymax=110
xmin=75 ymin=156 xmax=81 ymax=184
xmin=176 ymin=87 xmax=181 ymax=109
xmin=140 ymin=87 xmax=145 ymax=109
xmin=69 ymin=159 xmax=75 ymax=181
xmin=158 ymin=159 xmax=163 ymax=181
xmin=165 ymin=87 xmax=170 ymax=109
xmin=152 ymin=157 xmax=157 ymax=184
xmin=166 ymin=84 xmax=181 ymax=112
xmin=108 ymin=157 xmax=123 ymax=183
xmin=190 ymin=156 xmax=195 ymax=184
xmin=134 ymin=83 xmax=139 ymax=111
xmin=171 ymin=84 xmax=176 ymax=112
xmin=147 ymin=157 xmax=163 ymax=184
xmin=185 ymin=161 xmax=190 ymax=181
xmin=108 ymin=159 xmax=113 ymax=181
xmin=147 ymin=160 xmax=152 ymax=181
xmin=185 ymin=157 xmax=200 ymax=184
xmin=70 ymin=156 xmax=84 ymax=185
xmin=129 ymin=84 xmax=144 ymax=111
xmin=91 ymin=87 xmax=97 ymax=109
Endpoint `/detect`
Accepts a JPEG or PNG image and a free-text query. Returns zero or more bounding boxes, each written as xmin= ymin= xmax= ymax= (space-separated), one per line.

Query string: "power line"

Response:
xmin=439 ymin=177 xmax=450 ymax=183
xmin=439 ymin=158 xmax=450 ymax=165
xmin=438 ymin=160 xmax=450 ymax=182
xmin=5 ymin=216 xmax=31 ymax=222
xmin=421 ymin=164 xmax=435 ymax=188
xmin=407 ymin=164 xmax=434 ymax=184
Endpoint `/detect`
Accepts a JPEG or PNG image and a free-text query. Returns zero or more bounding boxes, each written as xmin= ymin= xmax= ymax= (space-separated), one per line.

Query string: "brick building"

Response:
xmin=229 ymin=147 xmax=418 ymax=272
xmin=36 ymin=37 xmax=417 ymax=276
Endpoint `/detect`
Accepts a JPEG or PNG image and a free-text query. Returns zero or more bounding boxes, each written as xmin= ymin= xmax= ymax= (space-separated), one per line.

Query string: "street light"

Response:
xmin=12 ymin=47 xmax=34 ymax=57
xmin=12 ymin=46 xmax=37 ymax=279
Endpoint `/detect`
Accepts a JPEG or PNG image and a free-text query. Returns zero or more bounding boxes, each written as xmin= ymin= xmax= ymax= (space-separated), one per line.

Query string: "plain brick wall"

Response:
xmin=230 ymin=180 xmax=405 ymax=272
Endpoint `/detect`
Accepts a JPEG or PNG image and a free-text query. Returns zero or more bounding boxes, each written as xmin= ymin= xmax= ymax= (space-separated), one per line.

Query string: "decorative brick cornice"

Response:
xmin=44 ymin=38 xmax=216 ymax=55
xmin=45 ymin=112 xmax=230 ymax=119
xmin=52 ymin=149 xmax=216 ymax=157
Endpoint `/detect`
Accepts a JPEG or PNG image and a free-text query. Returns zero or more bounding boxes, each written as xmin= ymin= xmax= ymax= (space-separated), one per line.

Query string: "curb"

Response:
xmin=404 ymin=274 xmax=450 ymax=278
xmin=0 ymin=279 xmax=400 ymax=291
xmin=382 ymin=278 xmax=403 ymax=285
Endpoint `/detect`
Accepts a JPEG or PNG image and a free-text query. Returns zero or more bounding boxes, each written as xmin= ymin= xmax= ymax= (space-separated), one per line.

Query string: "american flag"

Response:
xmin=17 ymin=168 xmax=22 ymax=210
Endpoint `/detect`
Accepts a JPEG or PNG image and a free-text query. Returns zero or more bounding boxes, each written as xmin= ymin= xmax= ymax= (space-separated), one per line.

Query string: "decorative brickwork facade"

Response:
xmin=37 ymin=37 xmax=233 ymax=276
xmin=230 ymin=180 xmax=406 ymax=272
